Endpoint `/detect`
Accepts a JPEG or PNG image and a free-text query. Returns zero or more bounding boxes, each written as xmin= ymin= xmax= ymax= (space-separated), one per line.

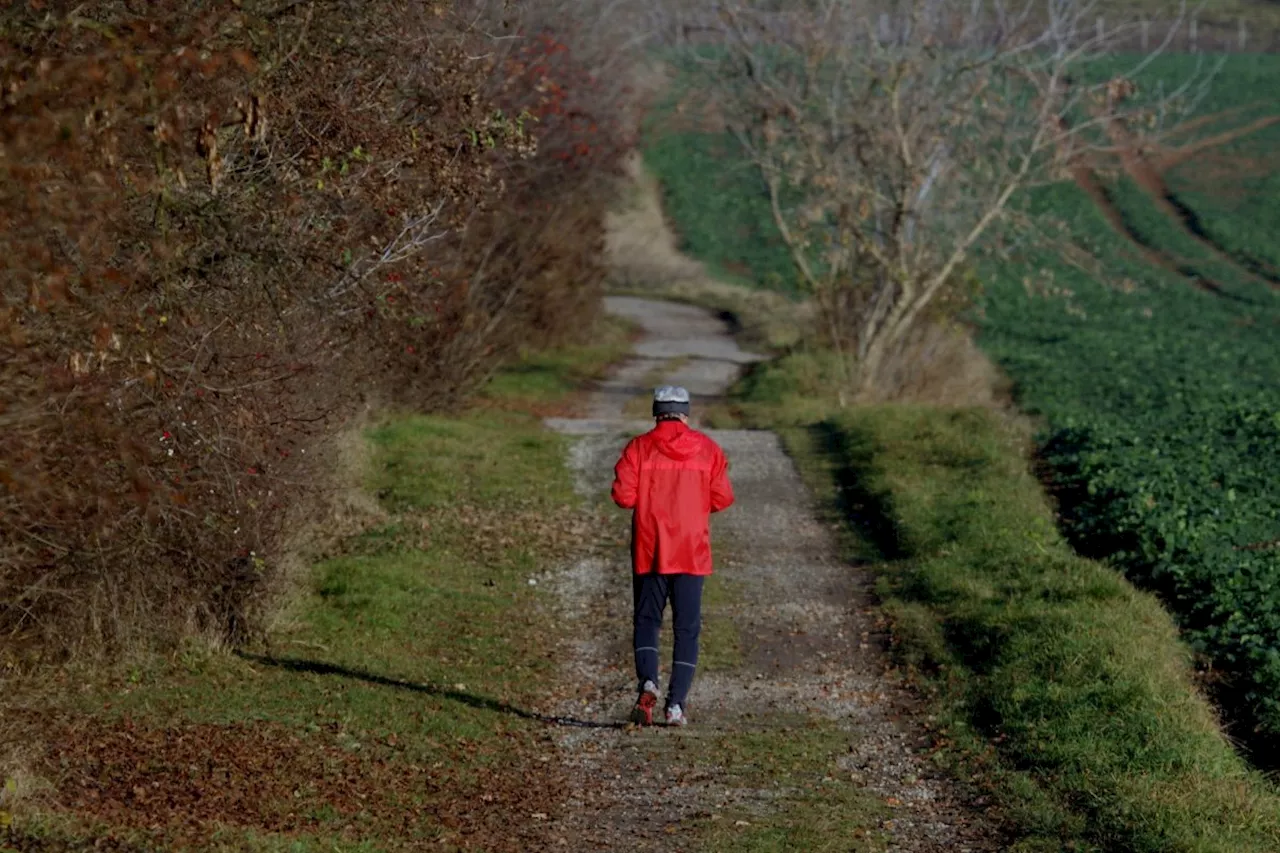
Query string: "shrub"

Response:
xmin=0 ymin=0 xmax=632 ymax=664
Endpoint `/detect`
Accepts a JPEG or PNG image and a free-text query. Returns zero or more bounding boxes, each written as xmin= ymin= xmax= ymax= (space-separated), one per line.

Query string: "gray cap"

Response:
xmin=653 ymin=385 xmax=691 ymax=417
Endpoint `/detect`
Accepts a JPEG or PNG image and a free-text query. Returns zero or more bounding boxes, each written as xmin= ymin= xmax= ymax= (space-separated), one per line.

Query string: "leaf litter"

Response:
xmin=10 ymin=708 xmax=567 ymax=851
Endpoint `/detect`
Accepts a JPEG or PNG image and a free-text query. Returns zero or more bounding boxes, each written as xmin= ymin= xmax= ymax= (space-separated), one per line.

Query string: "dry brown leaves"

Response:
xmin=433 ymin=502 xmax=596 ymax=563
xmin=13 ymin=712 xmax=566 ymax=850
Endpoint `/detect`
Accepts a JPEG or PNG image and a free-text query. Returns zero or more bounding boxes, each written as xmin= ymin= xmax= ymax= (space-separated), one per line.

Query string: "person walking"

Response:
xmin=610 ymin=386 xmax=735 ymax=727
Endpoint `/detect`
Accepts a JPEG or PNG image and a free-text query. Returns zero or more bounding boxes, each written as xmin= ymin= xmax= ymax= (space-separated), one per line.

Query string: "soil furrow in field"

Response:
xmin=1105 ymin=117 xmax=1280 ymax=291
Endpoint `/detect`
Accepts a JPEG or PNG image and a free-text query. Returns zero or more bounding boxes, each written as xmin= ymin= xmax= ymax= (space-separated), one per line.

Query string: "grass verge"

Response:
xmin=477 ymin=314 xmax=639 ymax=416
xmin=1 ymin=329 xmax=628 ymax=852
xmin=769 ymin=399 xmax=1280 ymax=852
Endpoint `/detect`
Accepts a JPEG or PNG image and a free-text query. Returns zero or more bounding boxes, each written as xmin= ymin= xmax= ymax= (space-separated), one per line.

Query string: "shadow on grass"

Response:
xmin=1036 ymin=432 xmax=1280 ymax=775
xmin=802 ymin=419 xmax=1002 ymax=680
xmin=235 ymin=652 xmax=626 ymax=730
xmin=807 ymin=421 xmax=905 ymax=562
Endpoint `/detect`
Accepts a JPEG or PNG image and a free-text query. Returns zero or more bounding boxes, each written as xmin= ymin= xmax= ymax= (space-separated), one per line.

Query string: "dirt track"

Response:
xmin=543 ymin=297 xmax=1003 ymax=851
xmin=1067 ymin=110 xmax=1280 ymax=296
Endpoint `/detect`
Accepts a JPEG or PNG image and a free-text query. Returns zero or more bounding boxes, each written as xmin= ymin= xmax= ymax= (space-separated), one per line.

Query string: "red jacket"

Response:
xmin=611 ymin=420 xmax=734 ymax=576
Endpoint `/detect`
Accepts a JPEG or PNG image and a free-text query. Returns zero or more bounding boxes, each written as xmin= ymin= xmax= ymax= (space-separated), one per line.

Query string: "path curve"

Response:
xmin=547 ymin=296 xmax=765 ymax=435
xmin=543 ymin=297 xmax=1002 ymax=851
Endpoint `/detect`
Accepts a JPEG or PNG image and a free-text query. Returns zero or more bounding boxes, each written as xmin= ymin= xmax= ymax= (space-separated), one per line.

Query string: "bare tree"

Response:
xmin=662 ymin=0 xmax=1215 ymax=396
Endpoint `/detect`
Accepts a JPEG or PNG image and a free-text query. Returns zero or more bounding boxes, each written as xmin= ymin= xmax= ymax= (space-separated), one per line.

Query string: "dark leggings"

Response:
xmin=632 ymin=572 xmax=704 ymax=708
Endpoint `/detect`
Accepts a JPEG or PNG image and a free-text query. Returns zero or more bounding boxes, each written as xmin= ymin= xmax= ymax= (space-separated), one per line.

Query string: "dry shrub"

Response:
xmin=0 ymin=0 xmax=632 ymax=666
xmin=863 ymin=321 xmax=1010 ymax=408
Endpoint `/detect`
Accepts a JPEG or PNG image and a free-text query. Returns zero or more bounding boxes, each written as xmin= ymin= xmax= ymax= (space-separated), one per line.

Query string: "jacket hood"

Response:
xmin=651 ymin=420 xmax=703 ymax=461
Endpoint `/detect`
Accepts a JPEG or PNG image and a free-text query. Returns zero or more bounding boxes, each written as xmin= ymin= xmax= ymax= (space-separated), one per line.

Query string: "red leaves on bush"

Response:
xmin=0 ymin=0 xmax=633 ymax=664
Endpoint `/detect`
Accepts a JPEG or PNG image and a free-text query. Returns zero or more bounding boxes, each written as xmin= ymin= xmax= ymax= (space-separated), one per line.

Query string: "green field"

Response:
xmin=1158 ymin=55 xmax=1280 ymax=276
xmin=981 ymin=175 xmax=1280 ymax=730
xmin=1083 ymin=53 xmax=1280 ymax=280
xmin=643 ymin=53 xmax=1280 ymax=746
xmin=640 ymin=70 xmax=796 ymax=294
xmin=979 ymin=54 xmax=1280 ymax=742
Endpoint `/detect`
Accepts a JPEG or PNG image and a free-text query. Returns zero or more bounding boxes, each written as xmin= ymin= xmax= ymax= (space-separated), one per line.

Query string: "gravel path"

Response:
xmin=542 ymin=297 xmax=1002 ymax=851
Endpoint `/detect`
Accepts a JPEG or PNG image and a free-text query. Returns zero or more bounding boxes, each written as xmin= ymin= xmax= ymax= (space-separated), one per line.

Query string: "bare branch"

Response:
xmin=664 ymin=0 xmax=1236 ymax=395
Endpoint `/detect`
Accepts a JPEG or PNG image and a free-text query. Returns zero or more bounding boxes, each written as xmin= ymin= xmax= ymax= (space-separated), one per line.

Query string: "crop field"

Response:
xmin=641 ymin=127 xmax=796 ymax=292
xmin=981 ymin=185 xmax=1280 ymax=732
xmin=1157 ymin=58 xmax=1280 ymax=277
xmin=640 ymin=66 xmax=798 ymax=293
xmin=643 ymin=53 xmax=1280 ymax=744
xmin=979 ymin=54 xmax=1280 ymax=740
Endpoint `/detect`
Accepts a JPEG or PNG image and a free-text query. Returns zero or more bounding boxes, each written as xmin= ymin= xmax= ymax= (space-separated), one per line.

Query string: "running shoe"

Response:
xmin=629 ymin=680 xmax=660 ymax=726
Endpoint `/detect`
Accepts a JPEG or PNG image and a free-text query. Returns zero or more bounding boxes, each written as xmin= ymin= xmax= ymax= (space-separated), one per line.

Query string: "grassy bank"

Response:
xmin=0 ymin=328 xmax=631 ymax=851
xmin=979 ymin=176 xmax=1280 ymax=741
xmin=757 ymin=392 xmax=1280 ymax=851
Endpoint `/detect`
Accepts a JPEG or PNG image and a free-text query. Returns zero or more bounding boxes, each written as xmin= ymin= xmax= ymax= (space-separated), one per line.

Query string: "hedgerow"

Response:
xmin=0 ymin=0 xmax=634 ymax=665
